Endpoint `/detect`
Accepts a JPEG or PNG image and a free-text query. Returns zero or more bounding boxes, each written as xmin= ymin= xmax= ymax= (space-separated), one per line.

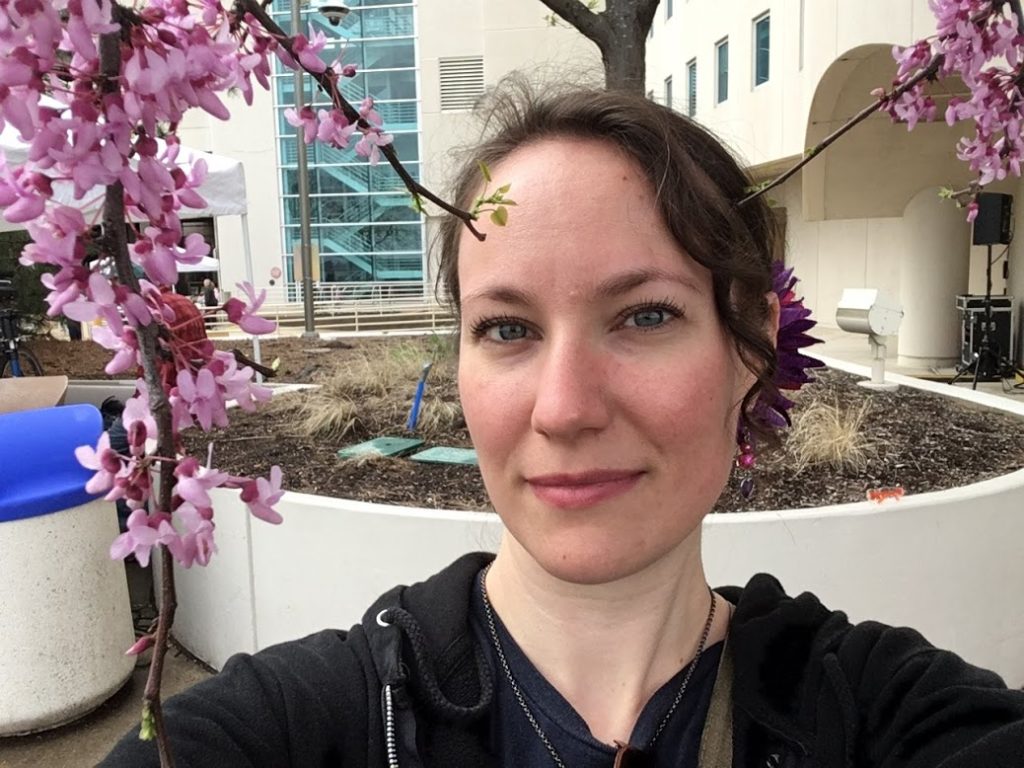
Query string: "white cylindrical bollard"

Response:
xmin=0 ymin=499 xmax=135 ymax=736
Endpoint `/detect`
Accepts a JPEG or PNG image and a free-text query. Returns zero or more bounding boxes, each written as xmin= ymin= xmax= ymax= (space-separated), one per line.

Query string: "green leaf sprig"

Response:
xmin=471 ymin=161 xmax=516 ymax=227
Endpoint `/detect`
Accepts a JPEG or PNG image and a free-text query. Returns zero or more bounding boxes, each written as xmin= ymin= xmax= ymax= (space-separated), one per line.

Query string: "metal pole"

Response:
xmin=291 ymin=0 xmax=317 ymax=338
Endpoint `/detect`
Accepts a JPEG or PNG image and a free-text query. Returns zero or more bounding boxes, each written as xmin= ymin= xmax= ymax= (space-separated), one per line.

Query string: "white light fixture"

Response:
xmin=835 ymin=288 xmax=904 ymax=391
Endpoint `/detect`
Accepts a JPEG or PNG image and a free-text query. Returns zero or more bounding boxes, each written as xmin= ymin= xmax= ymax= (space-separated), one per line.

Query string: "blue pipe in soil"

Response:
xmin=406 ymin=361 xmax=433 ymax=432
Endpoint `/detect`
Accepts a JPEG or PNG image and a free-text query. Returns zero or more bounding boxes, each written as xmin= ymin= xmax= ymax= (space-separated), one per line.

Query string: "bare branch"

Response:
xmin=739 ymin=54 xmax=943 ymax=207
xmin=235 ymin=0 xmax=484 ymax=240
xmin=536 ymin=0 xmax=608 ymax=44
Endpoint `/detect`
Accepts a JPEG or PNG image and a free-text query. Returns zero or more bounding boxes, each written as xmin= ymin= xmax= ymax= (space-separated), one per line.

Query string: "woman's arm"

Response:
xmin=836 ymin=623 xmax=1024 ymax=768
xmin=100 ymin=629 xmax=375 ymax=768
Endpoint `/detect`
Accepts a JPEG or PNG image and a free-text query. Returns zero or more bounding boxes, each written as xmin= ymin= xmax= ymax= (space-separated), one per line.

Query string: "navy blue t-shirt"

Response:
xmin=470 ymin=574 xmax=723 ymax=767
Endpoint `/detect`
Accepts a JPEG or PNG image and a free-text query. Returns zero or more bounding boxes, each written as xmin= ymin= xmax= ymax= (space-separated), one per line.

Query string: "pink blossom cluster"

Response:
xmin=887 ymin=1 xmax=1024 ymax=217
xmin=285 ymin=94 xmax=394 ymax=164
xmin=0 ymin=0 xmax=381 ymax=570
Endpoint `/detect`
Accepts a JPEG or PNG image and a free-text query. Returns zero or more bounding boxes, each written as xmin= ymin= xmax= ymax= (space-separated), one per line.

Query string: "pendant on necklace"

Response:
xmin=613 ymin=741 xmax=654 ymax=768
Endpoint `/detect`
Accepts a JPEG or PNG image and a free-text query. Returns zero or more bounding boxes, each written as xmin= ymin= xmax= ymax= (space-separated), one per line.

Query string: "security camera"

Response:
xmin=317 ymin=2 xmax=351 ymax=25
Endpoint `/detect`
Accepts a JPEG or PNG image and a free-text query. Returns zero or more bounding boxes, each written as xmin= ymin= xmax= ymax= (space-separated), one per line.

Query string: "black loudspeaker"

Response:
xmin=972 ymin=192 xmax=1013 ymax=245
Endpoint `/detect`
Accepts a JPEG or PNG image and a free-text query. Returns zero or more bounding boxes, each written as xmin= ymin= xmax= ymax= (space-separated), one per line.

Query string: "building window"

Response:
xmin=666 ymin=0 xmax=673 ymax=19
xmin=664 ymin=76 xmax=673 ymax=110
xmin=686 ymin=59 xmax=697 ymax=117
xmin=754 ymin=12 xmax=770 ymax=86
xmin=715 ymin=38 xmax=729 ymax=103
xmin=270 ymin=0 xmax=423 ymax=285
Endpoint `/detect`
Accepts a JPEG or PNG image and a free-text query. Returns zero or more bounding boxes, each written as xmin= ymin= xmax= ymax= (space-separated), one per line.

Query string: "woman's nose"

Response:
xmin=529 ymin=337 xmax=611 ymax=440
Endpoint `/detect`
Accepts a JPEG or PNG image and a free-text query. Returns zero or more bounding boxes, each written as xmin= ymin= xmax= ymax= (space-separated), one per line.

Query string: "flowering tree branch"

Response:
xmin=743 ymin=1 xmax=1023 ymax=220
xmin=0 ymin=0 xmax=480 ymax=760
xmin=234 ymin=0 xmax=485 ymax=240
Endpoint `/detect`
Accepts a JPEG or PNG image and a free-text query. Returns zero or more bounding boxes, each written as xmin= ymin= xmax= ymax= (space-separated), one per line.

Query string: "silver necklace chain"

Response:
xmin=478 ymin=564 xmax=718 ymax=767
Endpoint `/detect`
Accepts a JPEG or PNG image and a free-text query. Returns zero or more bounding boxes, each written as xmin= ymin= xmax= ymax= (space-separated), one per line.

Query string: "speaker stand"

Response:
xmin=949 ymin=243 xmax=1014 ymax=389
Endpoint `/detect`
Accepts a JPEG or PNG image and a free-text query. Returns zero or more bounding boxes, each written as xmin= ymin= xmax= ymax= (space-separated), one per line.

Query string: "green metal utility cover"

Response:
xmin=337 ymin=437 xmax=424 ymax=460
xmin=409 ymin=447 xmax=478 ymax=465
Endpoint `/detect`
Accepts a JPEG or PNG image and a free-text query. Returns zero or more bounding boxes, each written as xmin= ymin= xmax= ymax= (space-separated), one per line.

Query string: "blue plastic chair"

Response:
xmin=0 ymin=404 xmax=104 ymax=522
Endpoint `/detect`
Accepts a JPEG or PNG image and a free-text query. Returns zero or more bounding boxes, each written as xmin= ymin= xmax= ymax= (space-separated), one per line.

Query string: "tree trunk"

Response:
xmin=599 ymin=33 xmax=646 ymax=93
xmin=537 ymin=0 xmax=660 ymax=94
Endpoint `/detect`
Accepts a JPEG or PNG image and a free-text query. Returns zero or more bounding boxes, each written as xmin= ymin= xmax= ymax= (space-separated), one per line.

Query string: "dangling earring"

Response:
xmin=735 ymin=428 xmax=756 ymax=500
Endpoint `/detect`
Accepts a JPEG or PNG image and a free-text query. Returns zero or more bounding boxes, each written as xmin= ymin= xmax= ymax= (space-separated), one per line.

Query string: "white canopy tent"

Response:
xmin=0 ymin=120 xmax=264 ymax=367
xmin=0 ymin=125 xmax=249 ymax=230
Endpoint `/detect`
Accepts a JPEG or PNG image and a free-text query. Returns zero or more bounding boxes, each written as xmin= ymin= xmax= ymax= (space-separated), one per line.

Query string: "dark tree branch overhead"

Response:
xmin=537 ymin=0 xmax=607 ymax=43
xmin=740 ymin=54 xmax=944 ymax=207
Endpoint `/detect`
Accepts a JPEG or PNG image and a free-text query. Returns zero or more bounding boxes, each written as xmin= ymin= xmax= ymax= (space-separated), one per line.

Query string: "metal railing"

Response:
xmin=204 ymin=292 xmax=454 ymax=337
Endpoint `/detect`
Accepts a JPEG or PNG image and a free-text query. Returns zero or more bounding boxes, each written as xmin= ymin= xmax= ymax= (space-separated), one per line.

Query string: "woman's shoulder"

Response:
xmin=719 ymin=574 xmax=1024 ymax=767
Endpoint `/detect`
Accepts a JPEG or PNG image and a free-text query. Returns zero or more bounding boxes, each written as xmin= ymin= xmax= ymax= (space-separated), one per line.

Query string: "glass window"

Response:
xmin=686 ymin=59 xmax=696 ymax=117
xmin=666 ymin=0 xmax=672 ymax=19
xmin=664 ymin=76 xmax=673 ymax=111
xmin=754 ymin=13 xmax=770 ymax=86
xmin=716 ymin=39 xmax=729 ymax=103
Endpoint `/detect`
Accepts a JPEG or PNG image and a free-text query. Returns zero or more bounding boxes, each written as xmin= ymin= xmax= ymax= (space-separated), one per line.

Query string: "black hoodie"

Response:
xmin=102 ymin=553 xmax=1024 ymax=767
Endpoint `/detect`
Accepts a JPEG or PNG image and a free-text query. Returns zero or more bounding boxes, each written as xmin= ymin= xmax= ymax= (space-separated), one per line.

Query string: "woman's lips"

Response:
xmin=526 ymin=470 xmax=644 ymax=510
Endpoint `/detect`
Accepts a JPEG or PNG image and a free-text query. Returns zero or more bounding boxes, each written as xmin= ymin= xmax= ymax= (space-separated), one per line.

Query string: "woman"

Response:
xmin=103 ymin=86 xmax=1024 ymax=767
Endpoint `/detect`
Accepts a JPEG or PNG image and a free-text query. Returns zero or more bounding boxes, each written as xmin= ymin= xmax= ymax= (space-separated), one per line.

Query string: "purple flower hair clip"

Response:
xmin=736 ymin=262 xmax=824 ymax=498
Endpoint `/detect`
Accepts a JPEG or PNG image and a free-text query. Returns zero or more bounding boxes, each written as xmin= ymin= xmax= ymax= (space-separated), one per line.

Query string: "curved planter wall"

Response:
xmin=166 ymin=359 xmax=1024 ymax=687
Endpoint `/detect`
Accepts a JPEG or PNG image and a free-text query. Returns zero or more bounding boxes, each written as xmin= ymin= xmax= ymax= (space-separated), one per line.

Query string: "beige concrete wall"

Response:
xmin=647 ymin=0 xmax=939 ymax=164
xmin=418 ymin=0 xmax=600 ymax=283
xmin=777 ymin=175 xmax=903 ymax=329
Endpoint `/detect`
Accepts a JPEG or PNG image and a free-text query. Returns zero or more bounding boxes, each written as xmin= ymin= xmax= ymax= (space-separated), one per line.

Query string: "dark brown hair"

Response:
xmin=436 ymin=80 xmax=782 ymax=444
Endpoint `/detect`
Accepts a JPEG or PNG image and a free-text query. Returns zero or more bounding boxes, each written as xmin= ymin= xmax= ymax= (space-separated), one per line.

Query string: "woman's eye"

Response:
xmin=624 ymin=308 xmax=671 ymax=329
xmin=490 ymin=323 xmax=528 ymax=341
xmin=475 ymin=321 xmax=530 ymax=342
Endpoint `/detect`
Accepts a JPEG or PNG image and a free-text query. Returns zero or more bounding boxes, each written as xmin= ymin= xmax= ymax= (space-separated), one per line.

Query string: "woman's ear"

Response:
xmin=764 ymin=290 xmax=781 ymax=348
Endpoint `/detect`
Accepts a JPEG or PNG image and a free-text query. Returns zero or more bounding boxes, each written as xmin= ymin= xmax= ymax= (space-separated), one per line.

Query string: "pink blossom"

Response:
xmin=110 ymin=509 xmax=180 ymax=568
xmin=355 ymin=130 xmax=394 ymax=165
xmin=92 ymin=325 xmax=140 ymax=375
xmin=74 ymin=431 xmax=122 ymax=494
xmin=317 ymin=108 xmax=357 ymax=149
xmin=176 ymin=367 xmax=228 ymax=431
xmin=173 ymin=456 xmax=229 ymax=509
xmin=291 ymin=29 xmax=327 ymax=74
xmin=221 ymin=281 xmax=277 ymax=335
xmin=358 ymin=96 xmax=382 ymax=127
xmin=285 ymin=106 xmax=318 ymax=144
xmin=123 ymin=388 xmax=158 ymax=452
xmin=125 ymin=634 xmax=156 ymax=656
xmin=173 ymin=503 xmax=217 ymax=568
xmin=240 ymin=466 xmax=284 ymax=524
xmin=209 ymin=350 xmax=272 ymax=411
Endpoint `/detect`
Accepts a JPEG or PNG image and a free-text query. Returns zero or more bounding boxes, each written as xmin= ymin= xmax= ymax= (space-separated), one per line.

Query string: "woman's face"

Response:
xmin=457 ymin=138 xmax=753 ymax=585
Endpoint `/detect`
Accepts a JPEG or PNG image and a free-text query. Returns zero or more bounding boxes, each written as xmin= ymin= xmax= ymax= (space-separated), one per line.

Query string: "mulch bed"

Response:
xmin=25 ymin=336 xmax=1024 ymax=513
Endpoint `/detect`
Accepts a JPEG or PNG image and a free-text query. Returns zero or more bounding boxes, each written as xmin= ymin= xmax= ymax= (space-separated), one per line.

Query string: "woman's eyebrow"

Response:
xmin=595 ymin=267 xmax=703 ymax=298
xmin=461 ymin=268 xmax=701 ymax=308
xmin=461 ymin=285 xmax=536 ymax=308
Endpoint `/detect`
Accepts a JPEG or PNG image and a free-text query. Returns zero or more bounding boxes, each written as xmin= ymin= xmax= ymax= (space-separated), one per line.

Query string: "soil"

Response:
xmin=24 ymin=335 xmax=1024 ymax=513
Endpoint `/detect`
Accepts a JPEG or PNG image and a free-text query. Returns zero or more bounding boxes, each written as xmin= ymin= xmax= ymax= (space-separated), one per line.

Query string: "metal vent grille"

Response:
xmin=439 ymin=56 xmax=484 ymax=111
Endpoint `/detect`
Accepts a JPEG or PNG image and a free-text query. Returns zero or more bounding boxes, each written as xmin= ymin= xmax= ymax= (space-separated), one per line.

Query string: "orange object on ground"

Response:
xmin=866 ymin=486 xmax=905 ymax=503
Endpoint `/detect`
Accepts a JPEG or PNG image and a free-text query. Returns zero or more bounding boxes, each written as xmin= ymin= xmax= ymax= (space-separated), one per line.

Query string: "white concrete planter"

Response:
xmin=0 ymin=499 xmax=135 ymax=736
xmin=170 ymin=361 xmax=1024 ymax=686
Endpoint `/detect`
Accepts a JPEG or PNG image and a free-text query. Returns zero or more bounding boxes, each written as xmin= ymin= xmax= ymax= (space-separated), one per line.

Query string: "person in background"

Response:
xmin=202 ymin=277 xmax=220 ymax=329
xmin=103 ymin=83 xmax=1024 ymax=767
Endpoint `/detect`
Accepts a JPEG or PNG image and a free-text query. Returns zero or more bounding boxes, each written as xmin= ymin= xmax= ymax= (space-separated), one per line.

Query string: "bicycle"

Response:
xmin=1 ymin=308 xmax=44 ymax=378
